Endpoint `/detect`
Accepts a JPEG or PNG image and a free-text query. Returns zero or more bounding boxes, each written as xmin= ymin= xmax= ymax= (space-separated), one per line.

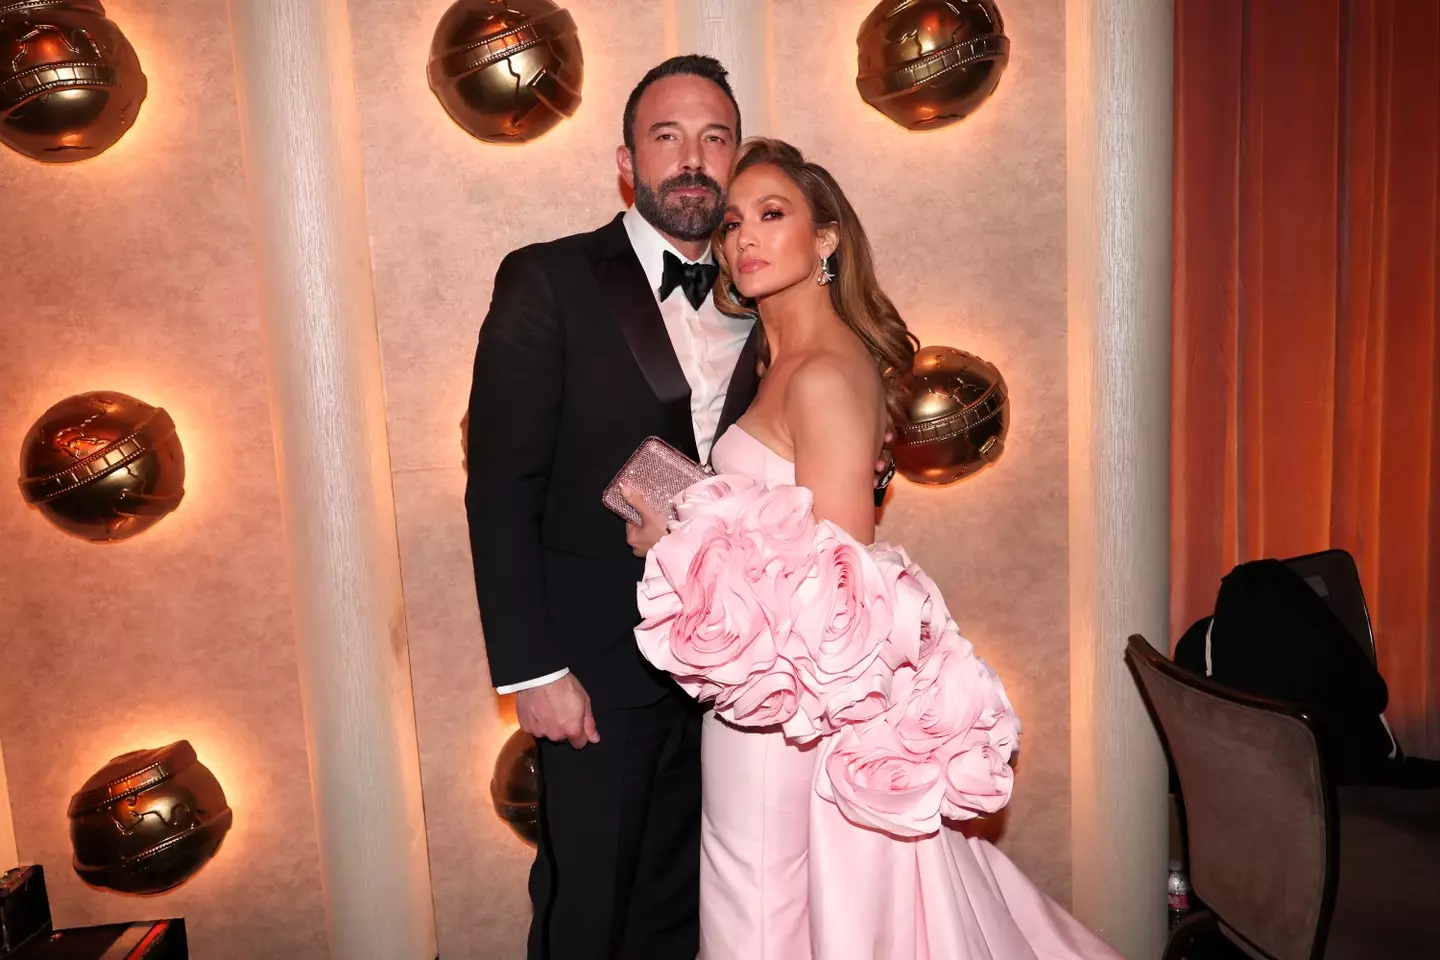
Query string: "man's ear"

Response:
xmin=617 ymin=146 xmax=636 ymax=191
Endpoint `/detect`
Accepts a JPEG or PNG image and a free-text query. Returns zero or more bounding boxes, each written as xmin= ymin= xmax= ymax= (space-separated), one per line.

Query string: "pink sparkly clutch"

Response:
xmin=603 ymin=436 xmax=712 ymax=525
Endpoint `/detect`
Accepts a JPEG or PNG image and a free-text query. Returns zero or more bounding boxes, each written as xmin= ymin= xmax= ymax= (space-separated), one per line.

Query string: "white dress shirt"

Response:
xmin=495 ymin=208 xmax=753 ymax=695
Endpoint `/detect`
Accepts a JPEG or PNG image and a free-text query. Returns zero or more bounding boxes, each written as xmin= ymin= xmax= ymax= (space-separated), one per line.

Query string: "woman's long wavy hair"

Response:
xmin=713 ymin=138 xmax=918 ymax=425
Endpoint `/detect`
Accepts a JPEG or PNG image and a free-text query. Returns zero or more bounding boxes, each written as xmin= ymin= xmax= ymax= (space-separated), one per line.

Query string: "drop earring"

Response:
xmin=816 ymin=253 xmax=835 ymax=286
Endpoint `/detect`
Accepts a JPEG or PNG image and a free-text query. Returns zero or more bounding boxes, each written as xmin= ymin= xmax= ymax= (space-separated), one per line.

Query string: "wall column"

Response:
xmin=0 ymin=739 xmax=16 ymax=870
xmin=227 ymin=2 xmax=437 ymax=957
xmin=666 ymin=0 xmax=774 ymax=137
xmin=1067 ymin=0 xmax=1174 ymax=956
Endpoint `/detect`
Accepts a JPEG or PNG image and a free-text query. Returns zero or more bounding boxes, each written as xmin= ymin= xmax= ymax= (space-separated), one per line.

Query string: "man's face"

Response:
xmin=618 ymin=74 xmax=740 ymax=242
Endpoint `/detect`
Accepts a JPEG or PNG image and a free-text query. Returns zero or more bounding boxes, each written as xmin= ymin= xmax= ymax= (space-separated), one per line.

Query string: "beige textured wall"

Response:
xmin=0 ymin=2 xmax=327 ymax=956
xmin=2 ymin=0 xmax=1069 ymax=954
xmin=348 ymin=1 xmax=669 ymax=955
xmin=772 ymin=0 xmax=1072 ymax=901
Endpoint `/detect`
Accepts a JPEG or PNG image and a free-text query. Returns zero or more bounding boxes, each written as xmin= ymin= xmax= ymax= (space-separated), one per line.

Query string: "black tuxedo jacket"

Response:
xmin=465 ymin=213 xmax=758 ymax=707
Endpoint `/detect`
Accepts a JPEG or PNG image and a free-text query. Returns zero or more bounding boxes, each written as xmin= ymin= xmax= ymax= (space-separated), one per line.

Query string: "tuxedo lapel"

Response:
xmin=588 ymin=215 xmax=700 ymax=461
xmin=713 ymin=323 xmax=760 ymax=460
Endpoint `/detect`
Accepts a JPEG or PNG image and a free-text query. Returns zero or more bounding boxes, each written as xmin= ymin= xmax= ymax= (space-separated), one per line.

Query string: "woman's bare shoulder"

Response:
xmin=783 ymin=345 xmax=884 ymax=443
xmin=787 ymin=342 xmax=882 ymax=403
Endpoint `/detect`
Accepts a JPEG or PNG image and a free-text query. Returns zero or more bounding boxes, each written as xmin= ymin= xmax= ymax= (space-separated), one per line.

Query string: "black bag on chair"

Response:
xmin=1174 ymin=559 xmax=1400 ymax=785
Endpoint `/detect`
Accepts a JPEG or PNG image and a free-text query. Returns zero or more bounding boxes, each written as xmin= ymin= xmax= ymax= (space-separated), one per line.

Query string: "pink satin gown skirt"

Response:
xmin=700 ymin=713 xmax=1120 ymax=960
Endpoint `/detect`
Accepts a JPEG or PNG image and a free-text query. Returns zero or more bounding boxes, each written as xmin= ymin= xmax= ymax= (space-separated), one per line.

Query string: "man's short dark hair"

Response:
xmin=622 ymin=55 xmax=742 ymax=152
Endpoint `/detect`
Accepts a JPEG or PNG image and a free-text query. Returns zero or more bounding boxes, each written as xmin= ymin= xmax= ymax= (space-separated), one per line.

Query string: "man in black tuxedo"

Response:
xmin=465 ymin=56 xmax=753 ymax=959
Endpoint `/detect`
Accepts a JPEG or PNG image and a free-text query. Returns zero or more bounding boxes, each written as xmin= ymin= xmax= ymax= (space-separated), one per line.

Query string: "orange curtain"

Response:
xmin=1173 ymin=0 xmax=1440 ymax=758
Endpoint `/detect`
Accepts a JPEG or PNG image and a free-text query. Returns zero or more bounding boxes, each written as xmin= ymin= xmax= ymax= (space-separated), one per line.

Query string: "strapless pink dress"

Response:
xmin=642 ymin=426 xmax=1123 ymax=960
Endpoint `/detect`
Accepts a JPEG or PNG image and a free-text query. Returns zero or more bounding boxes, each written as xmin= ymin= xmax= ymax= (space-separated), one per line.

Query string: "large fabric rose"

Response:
xmin=890 ymin=635 xmax=987 ymax=756
xmin=744 ymin=482 xmax=819 ymax=560
xmin=675 ymin=476 xmax=819 ymax=637
xmin=738 ymin=484 xmax=819 ymax=625
xmin=819 ymin=653 xmax=894 ymax=728
xmin=915 ymin=580 xmax=952 ymax=665
xmin=973 ymin=656 xmax=1022 ymax=749
xmin=813 ymin=627 xmax=1022 ymax=834
xmin=635 ymin=523 xmax=772 ymax=682
xmin=636 ymin=481 xmax=786 ymax=699
xmin=939 ymin=738 xmax=1016 ymax=820
xmin=784 ymin=654 xmax=895 ymax=745
xmin=789 ymin=524 xmax=896 ymax=719
xmin=869 ymin=544 xmax=950 ymax=673
xmin=672 ymin=474 xmax=762 ymax=526
xmin=815 ymin=719 xmax=946 ymax=838
xmin=716 ymin=653 xmax=801 ymax=729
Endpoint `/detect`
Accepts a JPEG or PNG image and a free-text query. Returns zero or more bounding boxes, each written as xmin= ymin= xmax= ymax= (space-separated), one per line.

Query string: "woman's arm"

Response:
xmin=787 ymin=357 xmax=885 ymax=544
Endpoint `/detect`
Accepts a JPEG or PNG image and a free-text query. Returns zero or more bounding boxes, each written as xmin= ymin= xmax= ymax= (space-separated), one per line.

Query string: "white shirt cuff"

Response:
xmin=495 ymin=668 xmax=570 ymax=695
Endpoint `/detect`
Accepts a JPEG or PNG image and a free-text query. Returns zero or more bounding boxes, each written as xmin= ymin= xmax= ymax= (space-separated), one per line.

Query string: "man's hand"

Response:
xmin=515 ymin=673 xmax=599 ymax=749
xmin=622 ymin=484 xmax=669 ymax=558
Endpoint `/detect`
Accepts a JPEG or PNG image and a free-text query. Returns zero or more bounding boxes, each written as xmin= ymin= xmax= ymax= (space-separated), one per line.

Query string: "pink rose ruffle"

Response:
xmin=635 ymin=475 xmax=1021 ymax=838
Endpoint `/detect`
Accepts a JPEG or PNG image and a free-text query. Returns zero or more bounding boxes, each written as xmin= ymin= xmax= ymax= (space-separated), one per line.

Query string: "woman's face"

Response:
xmin=720 ymin=163 xmax=832 ymax=300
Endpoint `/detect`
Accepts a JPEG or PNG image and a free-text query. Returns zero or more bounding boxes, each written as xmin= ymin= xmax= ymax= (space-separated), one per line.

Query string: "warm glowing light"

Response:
xmin=496 ymin=694 xmax=519 ymax=728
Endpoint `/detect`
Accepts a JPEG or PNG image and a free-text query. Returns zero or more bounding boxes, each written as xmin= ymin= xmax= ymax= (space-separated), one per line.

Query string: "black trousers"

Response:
xmin=527 ymin=689 xmax=701 ymax=960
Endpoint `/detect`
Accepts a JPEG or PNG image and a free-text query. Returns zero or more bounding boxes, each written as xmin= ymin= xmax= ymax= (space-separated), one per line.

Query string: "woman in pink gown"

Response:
xmin=630 ymin=138 xmax=1122 ymax=960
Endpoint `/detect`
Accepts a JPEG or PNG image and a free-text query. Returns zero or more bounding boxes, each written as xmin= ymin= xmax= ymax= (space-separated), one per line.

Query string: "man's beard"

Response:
xmin=633 ymin=170 xmax=724 ymax=241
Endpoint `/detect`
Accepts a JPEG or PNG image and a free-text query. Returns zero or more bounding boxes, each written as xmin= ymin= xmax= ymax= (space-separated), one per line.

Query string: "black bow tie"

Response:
xmin=659 ymin=251 xmax=719 ymax=311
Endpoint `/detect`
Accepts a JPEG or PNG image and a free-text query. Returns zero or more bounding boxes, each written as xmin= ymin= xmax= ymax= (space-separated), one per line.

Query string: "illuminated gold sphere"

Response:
xmin=0 ymin=1 xmax=147 ymax=162
xmin=427 ymin=0 xmax=583 ymax=145
xmin=491 ymin=728 xmax=539 ymax=845
xmin=856 ymin=0 xmax=1008 ymax=131
xmin=69 ymin=741 xmax=233 ymax=895
xmin=18 ymin=391 xmax=185 ymax=542
xmin=893 ymin=346 xmax=1008 ymax=485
